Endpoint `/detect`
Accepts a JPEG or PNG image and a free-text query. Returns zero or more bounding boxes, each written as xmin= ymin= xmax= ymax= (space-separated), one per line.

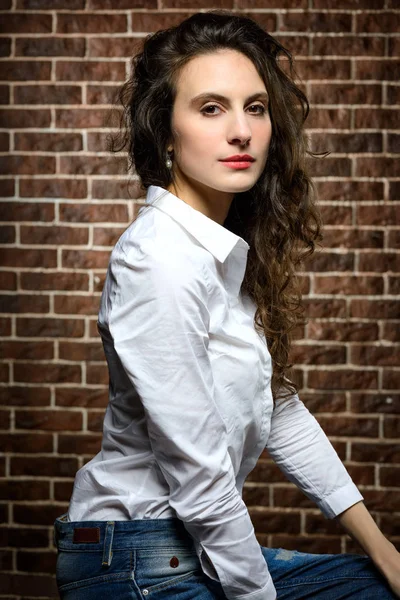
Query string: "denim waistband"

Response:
xmin=54 ymin=513 xmax=197 ymax=562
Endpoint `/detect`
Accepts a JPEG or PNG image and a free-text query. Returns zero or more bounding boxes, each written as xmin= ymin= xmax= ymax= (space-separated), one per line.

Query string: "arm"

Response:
xmin=266 ymin=392 xmax=364 ymax=518
xmin=266 ymin=392 xmax=400 ymax=596
xmin=336 ymin=501 xmax=400 ymax=597
xmin=108 ymin=240 xmax=275 ymax=600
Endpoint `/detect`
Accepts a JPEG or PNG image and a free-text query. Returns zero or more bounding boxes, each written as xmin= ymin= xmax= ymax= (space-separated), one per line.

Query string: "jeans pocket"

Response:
xmin=135 ymin=549 xmax=203 ymax=596
xmin=56 ymin=549 xmax=131 ymax=595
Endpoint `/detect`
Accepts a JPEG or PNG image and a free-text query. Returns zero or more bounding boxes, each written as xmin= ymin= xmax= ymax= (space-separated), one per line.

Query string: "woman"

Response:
xmin=54 ymin=10 xmax=400 ymax=600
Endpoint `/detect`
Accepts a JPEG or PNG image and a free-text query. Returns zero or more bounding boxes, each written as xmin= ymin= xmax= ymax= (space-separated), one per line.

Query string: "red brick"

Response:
xmin=0 ymin=14 xmax=52 ymax=33
xmin=89 ymin=0 xmax=156 ymax=6
xmin=0 ymin=526 xmax=50 ymax=549
xmin=389 ymin=182 xmax=400 ymax=201
xmin=92 ymin=178 xmax=139 ymax=200
xmin=93 ymin=226 xmax=126 ymax=246
xmin=54 ymin=480 xmax=74 ymax=501
xmin=351 ymin=442 xmax=400 ymax=463
xmin=383 ymin=416 xmax=400 ymax=439
xmin=306 ymin=108 xmax=351 ymax=129
xmin=16 ymin=317 xmax=85 ymax=338
xmin=314 ymin=275 xmax=383 ymax=296
xmin=350 ymin=300 xmax=400 ymax=319
xmin=242 ymin=484 xmax=270 ymax=507
xmin=358 ymin=252 xmax=400 ymax=273
xmin=0 ymin=341 xmax=53 ymax=360
xmin=54 ymin=294 xmax=100 ymax=316
xmin=389 ymin=277 xmax=400 ymax=295
xmin=0 ymin=37 xmax=11 ymax=56
xmin=17 ymin=550 xmax=57 ymax=574
xmin=55 ymin=387 xmax=107 ymax=408
xmin=59 ymin=202 xmax=128 ymax=223
xmin=380 ymin=513 xmax=400 ymax=537
xmin=13 ymin=503 xmax=69 ymax=525
xmin=290 ymin=343 xmax=346 ymax=365
xmin=357 ymin=12 xmax=399 ymax=34
xmin=0 ymin=293 xmax=49 ymax=314
xmin=315 ymin=415 xmax=379 ymax=438
xmin=62 ymin=249 xmax=111 ymax=269
xmin=382 ymin=322 xmax=400 ymax=342
xmin=380 ymin=466 xmax=400 ymax=488
xmin=296 ymin=59 xmax=351 ymax=80
xmin=88 ymin=36 xmax=144 ymax=58
xmin=16 ymin=37 xmax=85 ymax=57
xmin=11 ymin=456 xmax=78 ymax=477
xmin=387 ymin=84 xmax=400 ymax=105
xmin=59 ymin=341 xmax=104 ymax=361
xmin=57 ymin=13 xmax=127 ymax=34
xmin=383 ymin=369 xmax=400 ymax=390
xmin=60 ymin=155 xmax=127 ymax=176
xmin=0 ymin=84 xmax=10 ymax=105
xmin=351 ymin=345 xmax=400 ymax=368
xmin=282 ymin=12 xmax=351 ymax=32
xmin=308 ymin=156 xmax=351 ymax=177
xmin=56 ymin=108 xmax=116 ymax=129
xmin=58 ymin=433 xmax=102 ymax=455
xmin=351 ymin=393 xmax=400 ymax=413
xmin=362 ymin=489 xmax=400 ymax=512
xmin=86 ymin=84 xmax=121 ymax=105
xmin=87 ymin=410 xmax=104 ymax=432
xmin=300 ymin=392 xmax=346 ymax=413
xmin=0 ymin=480 xmax=49 ymax=501
xmin=355 ymin=108 xmax=398 ymax=129
xmin=310 ymin=83 xmax=381 ymax=105
xmin=313 ymin=36 xmax=384 ymax=57
xmin=0 ymin=155 xmax=54 ymax=175
xmin=0 ymin=433 xmax=53 ymax=453
xmin=56 ymin=60 xmax=126 ymax=82
xmin=304 ymin=298 xmax=347 ymax=318
xmin=388 ymin=134 xmax=400 ymax=153
xmin=0 ymin=60 xmax=51 ymax=81
xmin=0 ymin=132 xmax=9 ymax=151
xmin=21 ymin=224 xmax=89 ymax=246
xmin=308 ymin=369 xmax=378 ymax=390
xmin=309 ymin=321 xmax=379 ymax=343
xmin=20 ymin=178 xmax=87 ymax=199
xmin=4 ymin=386 xmax=51 ymax=406
xmin=356 ymin=157 xmax=397 ymax=178
xmin=0 ymin=201 xmax=54 ymax=222
xmin=305 ymin=512 xmax=342 ymax=535
xmin=356 ymin=59 xmax=400 ymax=81
xmin=315 ymin=181 xmax=383 ymax=202
xmin=314 ymin=0 xmax=384 ymax=6
xmin=311 ymin=132 xmax=382 ymax=154
xmin=0 ymin=179 xmax=14 ymax=197
xmin=86 ymin=364 xmax=108 ymax=385
xmin=249 ymin=509 xmax=301 ymax=534
xmin=0 ymin=270 xmax=16 ymax=289
xmin=17 ymin=0 xmax=85 ymax=6
xmin=0 ymin=248 xmax=56 ymax=268
xmin=14 ymin=363 xmax=81 ymax=385
xmin=357 ymin=205 xmax=400 ymax=226
xmin=15 ymin=409 xmax=82 ymax=431
xmin=346 ymin=464 xmax=375 ymax=486
xmin=272 ymin=486 xmax=314 ymax=509
xmin=305 ymin=252 xmax=354 ymax=272
xmin=0 ymin=572 xmax=58 ymax=596
xmin=21 ymin=271 xmax=89 ymax=292
xmin=318 ymin=205 xmax=352 ymax=228
xmin=15 ymin=132 xmax=82 ymax=152
xmin=321 ymin=228 xmax=384 ymax=249
xmin=0 ymin=316 xmax=11 ymax=336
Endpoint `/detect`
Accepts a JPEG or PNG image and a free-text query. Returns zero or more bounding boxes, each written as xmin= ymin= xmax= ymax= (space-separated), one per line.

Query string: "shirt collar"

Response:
xmin=145 ymin=185 xmax=249 ymax=264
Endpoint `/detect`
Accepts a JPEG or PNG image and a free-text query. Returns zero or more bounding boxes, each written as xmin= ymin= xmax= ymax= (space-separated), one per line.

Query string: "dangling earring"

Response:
xmin=166 ymin=150 xmax=173 ymax=169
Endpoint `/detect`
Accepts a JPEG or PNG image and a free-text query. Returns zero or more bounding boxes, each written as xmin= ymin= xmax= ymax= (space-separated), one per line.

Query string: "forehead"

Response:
xmin=175 ymin=49 xmax=265 ymax=98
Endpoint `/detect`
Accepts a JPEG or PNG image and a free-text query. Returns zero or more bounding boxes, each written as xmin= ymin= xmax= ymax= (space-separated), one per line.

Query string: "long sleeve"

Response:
xmin=266 ymin=391 xmax=364 ymax=518
xmin=108 ymin=240 xmax=275 ymax=600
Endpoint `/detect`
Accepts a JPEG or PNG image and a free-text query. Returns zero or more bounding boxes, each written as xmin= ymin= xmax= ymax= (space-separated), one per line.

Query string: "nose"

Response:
xmin=227 ymin=111 xmax=252 ymax=146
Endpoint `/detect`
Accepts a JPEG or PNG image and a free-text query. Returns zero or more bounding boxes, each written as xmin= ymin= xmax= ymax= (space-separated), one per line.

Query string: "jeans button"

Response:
xmin=142 ymin=590 xmax=149 ymax=596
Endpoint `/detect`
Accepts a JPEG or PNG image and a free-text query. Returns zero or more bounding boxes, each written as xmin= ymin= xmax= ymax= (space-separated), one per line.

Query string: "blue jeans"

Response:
xmin=54 ymin=514 xmax=395 ymax=599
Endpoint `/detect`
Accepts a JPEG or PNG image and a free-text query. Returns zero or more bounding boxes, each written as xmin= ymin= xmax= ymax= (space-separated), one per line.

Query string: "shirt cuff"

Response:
xmin=318 ymin=479 xmax=364 ymax=519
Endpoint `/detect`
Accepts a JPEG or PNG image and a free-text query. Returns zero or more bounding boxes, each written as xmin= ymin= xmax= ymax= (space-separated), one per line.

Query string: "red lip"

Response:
xmin=220 ymin=154 xmax=255 ymax=162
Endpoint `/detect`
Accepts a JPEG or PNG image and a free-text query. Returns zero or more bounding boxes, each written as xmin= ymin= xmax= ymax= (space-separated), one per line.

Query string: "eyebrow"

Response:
xmin=189 ymin=91 xmax=269 ymax=106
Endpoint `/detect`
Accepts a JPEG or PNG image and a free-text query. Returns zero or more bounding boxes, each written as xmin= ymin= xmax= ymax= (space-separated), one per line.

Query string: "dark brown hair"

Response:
xmin=110 ymin=10 xmax=323 ymax=400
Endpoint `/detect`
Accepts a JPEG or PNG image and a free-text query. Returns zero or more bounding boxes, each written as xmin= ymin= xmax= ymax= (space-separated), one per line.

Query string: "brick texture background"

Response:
xmin=0 ymin=0 xmax=399 ymax=597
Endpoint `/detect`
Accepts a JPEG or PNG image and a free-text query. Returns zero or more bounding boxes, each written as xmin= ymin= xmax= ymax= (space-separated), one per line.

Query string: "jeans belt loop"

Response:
xmin=102 ymin=521 xmax=115 ymax=567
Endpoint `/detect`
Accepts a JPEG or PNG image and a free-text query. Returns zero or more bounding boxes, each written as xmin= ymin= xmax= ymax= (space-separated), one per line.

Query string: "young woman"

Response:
xmin=54 ymin=10 xmax=400 ymax=600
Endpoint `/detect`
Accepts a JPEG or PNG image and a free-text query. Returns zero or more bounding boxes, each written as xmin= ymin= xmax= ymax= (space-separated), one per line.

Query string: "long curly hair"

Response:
xmin=109 ymin=10 xmax=323 ymax=400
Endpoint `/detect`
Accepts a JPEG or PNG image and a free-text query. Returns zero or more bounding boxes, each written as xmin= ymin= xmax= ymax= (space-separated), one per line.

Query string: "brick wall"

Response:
xmin=0 ymin=0 xmax=399 ymax=598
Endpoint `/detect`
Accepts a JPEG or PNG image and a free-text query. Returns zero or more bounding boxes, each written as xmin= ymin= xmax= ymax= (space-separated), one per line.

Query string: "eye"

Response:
xmin=200 ymin=103 xmax=267 ymax=116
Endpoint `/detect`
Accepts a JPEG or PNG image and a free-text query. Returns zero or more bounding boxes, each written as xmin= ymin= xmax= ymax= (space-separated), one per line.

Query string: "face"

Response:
xmin=167 ymin=48 xmax=272 ymax=208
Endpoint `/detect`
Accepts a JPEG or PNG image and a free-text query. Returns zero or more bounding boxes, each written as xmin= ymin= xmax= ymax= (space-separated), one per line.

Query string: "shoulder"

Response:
xmin=110 ymin=205 xmax=214 ymax=288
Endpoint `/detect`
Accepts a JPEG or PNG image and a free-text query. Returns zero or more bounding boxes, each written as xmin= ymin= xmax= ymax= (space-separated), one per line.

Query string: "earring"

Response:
xmin=166 ymin=150 xmax=173 ymax=169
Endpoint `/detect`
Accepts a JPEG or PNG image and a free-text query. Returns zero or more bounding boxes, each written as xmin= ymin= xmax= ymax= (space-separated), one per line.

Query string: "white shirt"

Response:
xmin=67 ymin=184 xmax=364 ymax=600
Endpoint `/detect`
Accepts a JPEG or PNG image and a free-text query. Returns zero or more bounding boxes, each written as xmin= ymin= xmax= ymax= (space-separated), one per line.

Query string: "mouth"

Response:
xmin=220 ymin=155 xmax=255 ymax=162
